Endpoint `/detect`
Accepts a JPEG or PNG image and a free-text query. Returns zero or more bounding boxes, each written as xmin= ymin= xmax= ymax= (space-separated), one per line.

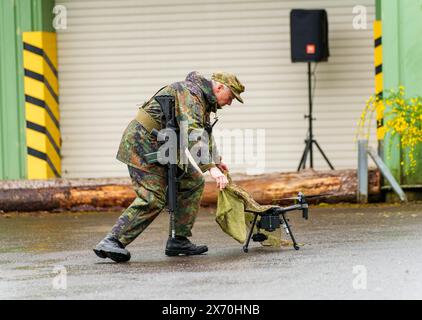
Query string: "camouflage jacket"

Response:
xmin=116 ymin=71 xmax=221 ymax=174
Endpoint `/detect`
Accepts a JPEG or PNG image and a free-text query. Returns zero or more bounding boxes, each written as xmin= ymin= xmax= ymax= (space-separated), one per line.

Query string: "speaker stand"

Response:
xmin=297 ymin=62 xmax=334 ymax=171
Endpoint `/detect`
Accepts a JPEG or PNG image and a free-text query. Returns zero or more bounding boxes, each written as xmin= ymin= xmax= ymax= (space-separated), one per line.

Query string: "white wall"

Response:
xmin=56 ymin=0 xmax=376 ymax=178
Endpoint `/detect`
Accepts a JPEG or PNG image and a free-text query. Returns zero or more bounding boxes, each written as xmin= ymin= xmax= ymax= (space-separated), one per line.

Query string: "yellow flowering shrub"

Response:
xmin=357 ymin=86 xmax=422 ymax=174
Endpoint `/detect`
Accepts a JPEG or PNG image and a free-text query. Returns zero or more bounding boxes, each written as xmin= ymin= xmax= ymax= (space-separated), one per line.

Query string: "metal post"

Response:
xmin=357 ymin=139 xmax=368 ymax=203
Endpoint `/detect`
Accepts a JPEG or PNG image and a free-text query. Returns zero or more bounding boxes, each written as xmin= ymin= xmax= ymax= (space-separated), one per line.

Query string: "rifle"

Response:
xmin=146 ymin=95 xmax=179 ymax=240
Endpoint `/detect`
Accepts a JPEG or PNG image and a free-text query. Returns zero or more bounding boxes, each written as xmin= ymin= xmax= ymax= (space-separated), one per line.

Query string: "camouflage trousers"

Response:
xmin=110 ymin=165 xmax=205 ymax=247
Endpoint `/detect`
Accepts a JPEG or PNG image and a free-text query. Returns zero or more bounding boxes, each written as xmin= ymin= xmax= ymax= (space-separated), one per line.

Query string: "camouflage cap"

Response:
xmin=211 ymin=71 xmax=245 ymax=103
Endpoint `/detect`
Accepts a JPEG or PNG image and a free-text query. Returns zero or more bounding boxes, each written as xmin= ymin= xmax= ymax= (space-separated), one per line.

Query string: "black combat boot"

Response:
xmin=165 ymin=235 xmax=208 ymax=256
xmin=93 ymin=234 xmax=131 ymax=263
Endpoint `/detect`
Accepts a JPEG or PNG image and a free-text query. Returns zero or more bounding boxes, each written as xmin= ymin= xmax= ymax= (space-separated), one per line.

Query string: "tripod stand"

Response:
xmin=297 ymin=62 xmax=334 ymax=171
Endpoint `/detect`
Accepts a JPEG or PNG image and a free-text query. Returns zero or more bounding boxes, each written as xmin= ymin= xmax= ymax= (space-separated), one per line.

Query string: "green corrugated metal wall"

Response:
xmin=0 ymin=0 xmax=54 ymax=180
xmin=382 ymin=0 xmax=422 ymax=189
xmin=376 ymin=0 xmax=381 ymax=20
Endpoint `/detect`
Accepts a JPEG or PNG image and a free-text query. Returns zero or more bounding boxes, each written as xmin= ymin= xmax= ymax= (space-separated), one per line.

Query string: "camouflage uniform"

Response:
xmin=110 ymin=71 xmax=224 ymax=246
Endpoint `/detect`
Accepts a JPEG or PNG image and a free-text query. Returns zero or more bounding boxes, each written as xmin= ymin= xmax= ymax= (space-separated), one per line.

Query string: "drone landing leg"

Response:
xmin=281 ymin=213 xmax=300 ymax=250
xmin=243 ymin=213 xmax=258 ymax=253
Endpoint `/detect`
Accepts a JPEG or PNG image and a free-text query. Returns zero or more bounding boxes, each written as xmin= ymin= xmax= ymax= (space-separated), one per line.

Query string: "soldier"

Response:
xmin=93 ymin=71 xmax=245 ymax=262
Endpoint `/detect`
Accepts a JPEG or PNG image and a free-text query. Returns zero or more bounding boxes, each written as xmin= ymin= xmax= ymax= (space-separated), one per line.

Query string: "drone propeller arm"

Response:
xmin=276 ymin=203 xmax=305 ymax=213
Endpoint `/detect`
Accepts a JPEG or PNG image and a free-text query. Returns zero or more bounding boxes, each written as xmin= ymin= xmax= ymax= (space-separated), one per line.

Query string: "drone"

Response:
xmin=243 ymin=192 xmax=329 ymax=253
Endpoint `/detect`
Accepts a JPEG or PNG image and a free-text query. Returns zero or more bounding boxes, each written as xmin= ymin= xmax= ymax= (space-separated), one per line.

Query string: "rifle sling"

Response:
xmin=135 ymin=85 xmax=167 ymax=133
xmin=135 ymin=108 xmax=161 ymax=134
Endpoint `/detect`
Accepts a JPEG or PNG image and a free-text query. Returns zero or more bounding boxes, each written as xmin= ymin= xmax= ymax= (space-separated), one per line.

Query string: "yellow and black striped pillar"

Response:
xmin=374 ymin=20 xmax=384 ymax=140
xmin=22 ymin=32 xmax=61 ymax=179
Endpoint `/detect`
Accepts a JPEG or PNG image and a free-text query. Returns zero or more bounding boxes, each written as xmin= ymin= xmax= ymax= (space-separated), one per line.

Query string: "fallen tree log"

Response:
xmin=0 ymin=169 xmax=380 ymax=212
xmin=202 ymin=169 xmax=381 ymax=205
xmin=0 ymin=178 xmax=134 ymax=212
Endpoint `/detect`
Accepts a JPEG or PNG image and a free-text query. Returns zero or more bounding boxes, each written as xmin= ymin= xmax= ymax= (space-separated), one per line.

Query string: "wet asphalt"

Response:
xmin=0 ymin=203 xmax=421 ymax=300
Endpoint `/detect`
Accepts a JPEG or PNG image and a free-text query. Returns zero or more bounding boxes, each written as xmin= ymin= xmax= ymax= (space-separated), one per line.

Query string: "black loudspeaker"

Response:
xmin=290 ymin=9 xmax=329 ymax=62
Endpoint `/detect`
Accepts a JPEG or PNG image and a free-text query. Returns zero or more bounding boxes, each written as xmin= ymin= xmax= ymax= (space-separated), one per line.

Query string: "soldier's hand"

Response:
xmin=216 ymin=160 xmax=229 ymax=173
xmin=209 ymin=167 xmax=229 ymax=190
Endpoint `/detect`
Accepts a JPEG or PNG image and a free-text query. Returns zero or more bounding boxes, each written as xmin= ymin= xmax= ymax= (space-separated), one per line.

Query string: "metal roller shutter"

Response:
xmin=56 ymin=0 xmax=376 ymax=178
